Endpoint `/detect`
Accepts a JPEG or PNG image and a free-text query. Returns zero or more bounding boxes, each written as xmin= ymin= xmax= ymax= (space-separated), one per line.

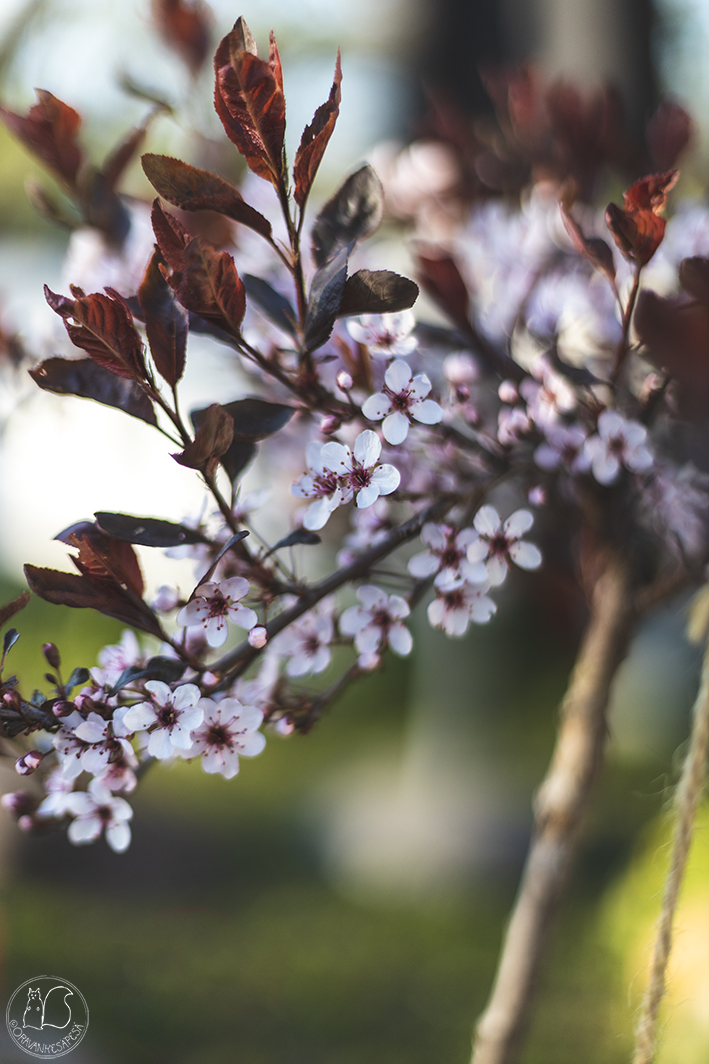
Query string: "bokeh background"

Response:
xmin=1 ymin=1 xmax=709 ymax=1061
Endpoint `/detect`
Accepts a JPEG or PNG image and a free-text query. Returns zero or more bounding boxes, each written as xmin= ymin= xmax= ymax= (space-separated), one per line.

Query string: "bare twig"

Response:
xmin=471 ymin=548 xmax=636 ymax=1064
xmin=632 ymin=600 xmax=709 ymax=1064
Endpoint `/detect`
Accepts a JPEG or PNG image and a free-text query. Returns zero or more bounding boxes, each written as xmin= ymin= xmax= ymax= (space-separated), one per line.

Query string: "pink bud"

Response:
xmin=274 ymin=717 xmax=294 ymax=736
xmin=248 ymin=626 xmax=268 ymax=649
xmin=15 ymin=751 xmax=44 ymax=776
xmin=52 ymin=700 xmax=75 ymax=718
xmin=498 ymin=380 xmax=518 ymax=404
xmin=528 ymin=485 xmax=546 ymax=507
xmin=319 ymin=415 xmax=340 ymax=435
xmin=1 ymin=791 xmax=35 ymax=818
xmin=18 ymin=815 xmax=35 ymax=833
xmin=336 ymin=371 xmax=353 ymax=392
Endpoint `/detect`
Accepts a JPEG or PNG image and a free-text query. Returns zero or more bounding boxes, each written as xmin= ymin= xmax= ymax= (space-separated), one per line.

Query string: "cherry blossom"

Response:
xmin=584 ymin=410 xmax=653 ymax=485
xmin=465 ymin=506 xmax=543 ymax=586
xmin=408 ymin=523 xmax=486 ymax=584
xmin=319 ymin=430 xmax=400 ymax=510
xmin=291 ymin=439 xmax=345 ymax=531
xmin=181 ymin=697 xmax=266 ymax=779
xmin=362 ymin=359 xmax=443 ymax=444
xmin=72 ymin=708 xmax=137 ymax=777
xmin=273 ymin=607 xmax=334 ymax=677
xmin=520 ymin=364 xmax=576 ymax=428
xmin=345 ymin=310 xmax=417 ymax=357
xmin=428 ymin=572 xmax=497 ymax=636
xmin=176 ymin=577 xmax=258 ymax=647
xmin=535 ymin=424 xmax=591 ymax=474
xmin=66 ymin=777 xmax=133 ymax=853
xmin=90 ymin=629 xmax=143 ymax=688
xmin=122 ymin=681 xmax=203 ymax=759
xmin=339 ymin=585 xmax=412 ymax=669
xmin=35 ymin=771 xmax=76 ymax=819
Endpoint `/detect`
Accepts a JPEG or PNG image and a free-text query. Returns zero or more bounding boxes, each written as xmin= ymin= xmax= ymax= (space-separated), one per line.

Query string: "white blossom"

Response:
xmin=72 ymin=709 xmax=136 ymax=777
xmin=428 ymin=572 xmax=497 ymax=636
xmin=90 ymin=630 xmax=143 ymax=688
xmin=181 ymin=697 xmax=266 ymax=779
xmin=339 ymin=585 xmax=412 ymax=668
xmin=66 ymin=778 xmax=133 ymax=852
xmin=408 ymin=523 xmax=486 ymax=584
xmin=291 ymin=439 xmax=345 ymax=531
xmin=362 ymin=359 xmax=443 ymax=444
xmin=176 ymin=577 xmax=258 ymax=647
xmin=273 ymin=607 xmax=334 ymax=677
xmin=319 ymin=430 xmax=400 ymax=510
xmin=584 ymin=410 xmax=653 ymax=485
xmin=519 ymin=363 xmax=576 ymax=428
xmin=346 ymin=310 xmax=417 ymax=357
xmin=465 ymin=506 xmax=542 ymax=586
xmin=535 ymin=424 xmax=591 ymax=474
xmin=122 ymin=681 xmax=203 ymax=759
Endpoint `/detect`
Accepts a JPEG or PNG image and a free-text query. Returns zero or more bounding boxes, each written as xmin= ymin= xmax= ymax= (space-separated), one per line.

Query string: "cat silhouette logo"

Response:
xmin=6 ymin=976 xmax=88 ymax=1058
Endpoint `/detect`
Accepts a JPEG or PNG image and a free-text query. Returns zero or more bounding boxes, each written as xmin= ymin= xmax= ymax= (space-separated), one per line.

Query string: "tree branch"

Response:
xmin=470 ymin=548 xmax=636 ymax=1064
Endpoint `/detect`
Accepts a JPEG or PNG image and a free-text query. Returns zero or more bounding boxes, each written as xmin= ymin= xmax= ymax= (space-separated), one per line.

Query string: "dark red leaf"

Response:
xmin=218 ymin=397 xmax=294 ymax=439
xmin=71 ymin=532 xmax=144 ymax=600
xmin=0 ymin=591 xmax=30 ymax=632
xmin=168 ymin=238 xmax=246 ymax=337
xmin=152 ymin=0 xmax=212 ymax=75
xmin=142 ymin=154 xmax=272 ymax=237
xmin=0 ymin=90 xmax=82 ymax=186
xmin=679 ymin=257 xmax=709 ymax=305
xmin=214 ymin=18 xmax=286 ymax=185
xmin=293 ymin=51 xmax=342 ymax=208
xmin=559 ymin=183 xmax=616 ymax=284
xmin=45 ymin=286 xmax=147 ymax=380
xmin=29 ymin=357 xmax=157 ymax=425
xmin=151 ymin=199 xmax=190 ymax=270
xmin=139 ymin=249 xmax=188 ymax=385
xmin=338 ymin=269 xmax=419 ymax=317
xmin=311 ymin=165 xmax=383 ymax=267
xmin=605 ymin=170 xmax=679 ymax=267
xmin=647 ymin=102 xmax=692 ymax=171
xmin=174 ymin=403 xmax=235 ymax=477
xmin=24 ymin=564 xmax=162 ymax=638
xmin=635 ymin=288 xmax=709 ymax=420
xmin=416 ymin=249 xmax=470 ymax=329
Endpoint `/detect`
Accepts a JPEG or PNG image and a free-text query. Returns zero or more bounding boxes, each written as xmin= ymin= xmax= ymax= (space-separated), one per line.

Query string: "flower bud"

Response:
xmin=3 ymin=690 xmax=22 ymax=712
xmin=248 ymin=626 xmax=268 ymax=649
xmin=319 ymin=415 xmax=340 ymax=436
xmin=42 ymin=643 xmax=61 ymax=670
xmin=1 ymin=791 xmax=36 ymax=819
xmin=336 ymin=371 xmax=353 ymax=392
xmin=15 ymin=751 xmax=44 ymax=776
xmin=18 ymin=815 xmax=36 ymax=834
xmin=273 ymin=716 xmax=294 ymax=736
xmin=498 ymin=380 xmax=518 ymax=404
xmin=528 ymin=485 xmax=546 ymax=507
xmin=52 ymin=700 xmax=75 ymax=718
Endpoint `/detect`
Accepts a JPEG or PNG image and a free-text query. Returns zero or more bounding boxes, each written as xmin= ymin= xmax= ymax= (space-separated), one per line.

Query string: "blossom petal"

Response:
xmin=145 ymin=680 xmax=172 ymax=705
xmin=421 ymin=522 xmax=447 ymax=550
xmin=304 ymin=497 xmax=335 ymax=531
xmin=221 ymin=577 xmax=250 ymax=601
xmin=408 ymin=373 xmax=431 ymax=400
xmin=382 ymin=411 xmax=410 ymax=445
xmin=356 ymin=482 xmax=380 ymax=508
xmin=354 ymin=429 xmax=381 ymax=467
xmin=408 ymin=552 xmax=440 ymax=578
xmin=339 ymin=605 xmax=370 ymax=635
xmin=371 ymin=463 xmax=400 ymax=495
xmin=411 ymin=399 xmax=443 ymax=425
xmin=205 ymin=616 xmax=229 ymax=647
xmin=148 ymin=729 xmax=176 ymax=759
xmin=106 ymin=821 xmax=131 ymax=853
xmin=240 ymin=731 xmax=267 ymax=757
xmin=509 ymin=541 xmax=542 ymax=570
xmin=362 ymin=393 xmax=391 ymax=420
xmin=229 ymin=604 xmax=259 ymax=630
xmin=68 ymin=815 xmax=102 ymax=845
xmin=357 ymin=585 xmax=389 ymax=609
xmin=504 ymin=509 xmax=534 ymax=538
xmin=385 ymin=358 xmax=413 ymax=392
xmin=387 ymin=595 xmax=411 ymax=620
xmin=388 ymin=623 xmax=413 ymax=656
xmin=321 ymin=441 xmax=352 ymax=472
xmin=474 ymin=505 xmax=501 ymax=536
xmin=123 ymin=702 xmax=158 ymax=731
xmin=592 ymin=452 xmax=620 ymax=484
xmin=173 ymin=683 xmax=201 ymax=710
xmin=486 ymin=555 xmax=509 ymax=586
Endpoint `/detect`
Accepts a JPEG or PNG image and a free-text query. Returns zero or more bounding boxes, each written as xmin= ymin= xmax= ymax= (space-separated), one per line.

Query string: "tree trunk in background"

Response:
xmin=420 ymin=0 xmax=658 ymax=138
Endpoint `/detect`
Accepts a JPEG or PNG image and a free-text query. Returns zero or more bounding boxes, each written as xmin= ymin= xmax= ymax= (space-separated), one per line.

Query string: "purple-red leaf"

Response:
xmin=142 ymin=154 xmax=272 ymax=237
xmin=293 ymin=51 xmax=341 ymax=208
xmin=0 ymin=90 xmax=82 ymax=187
xmin=29 ymin=356 xmax=157 ymax=425
xmin=45 ymin=286 xmax=147 ymax=380
xmin=24 ymin=563 xmax=162 ymax=637
xmin=139 ymin=249 xmax=188 ymax=385
xmin=214 ymin=18 xmax=286 ymax=185
xmin=0 ymin=591 xmax=30 ymax=632
xmin=152 ymin=0 xmax=212 ymax=76
xmin=605 ymin=170 xmax=679 ymax=267
xmin=168 ymin=238 xmax=246 ymax=337
xmin=174 ymin=403 xmax=235 ymax=477
xmin=338 ymin=269 xmax=419 ymax=317
xmin=151 ymin=199 xmax=190 ymax=270
xmin=416 ymin=249 xmax=470 ymax=329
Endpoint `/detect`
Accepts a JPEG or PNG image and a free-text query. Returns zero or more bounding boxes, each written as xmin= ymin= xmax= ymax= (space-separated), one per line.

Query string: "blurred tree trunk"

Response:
xmin=420 ymin=0 xmax=658 ymax=136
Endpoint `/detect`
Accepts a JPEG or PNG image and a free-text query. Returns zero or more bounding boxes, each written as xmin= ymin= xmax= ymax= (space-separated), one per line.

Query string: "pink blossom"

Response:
xmin=465 ymin=506 xmax=542 ymax=586
xmin=72 ymin=708 xmax=137 ymax=777
xmin=584 ymin=410 xmax=653 ymax=485
xmin=428 ymin=572 xmax=497 ymax=636
xmin=36 ymin=770 xmax=76 ymax=819
xmin=498 ymin=406 xmax=532 ymax=446
xmin=66 ymin=777 xmax=133 ymax=852
xmin=519 ymin=363 xmax=576 ymax=427
xmin=176 ymin=577 xmax=258 ymax=647
xmin=273 ymin=607 xmax=334 ymax=677
xmin=182 ymin=697 xmax=266 ymax=778
xmin=408 ymin=523 xmax=486 ymax=584
xmin=122 ymin=681 xmax=203 ymax=759
xmin=362 ymin=359 xmax=443 ymax=444
xmin=346 ymin=310 xmax=417 ymax=357
xmin=291 ymin=439 xmax=345 ymax=531
xmin=319 ymin=430 xmax=400 ymax=510
xmin=535 ymin=424 xmax=591 ymax=474
xmin=339 ymin=585 xmax=412 ymax=668
xmin=91 ymin=629 xmax=143 ymax=688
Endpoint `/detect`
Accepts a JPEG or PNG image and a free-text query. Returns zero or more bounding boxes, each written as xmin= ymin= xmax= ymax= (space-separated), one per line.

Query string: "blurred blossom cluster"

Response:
xmin=0 ymin=9 xmax=707 ymax=860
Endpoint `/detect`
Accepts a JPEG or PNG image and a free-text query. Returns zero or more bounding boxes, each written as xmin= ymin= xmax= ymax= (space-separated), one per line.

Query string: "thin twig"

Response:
xmin=471 ymin=548 xmax=636 ymax=1064
xmin=632 ymin=607 xmax=709 ymax=1064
